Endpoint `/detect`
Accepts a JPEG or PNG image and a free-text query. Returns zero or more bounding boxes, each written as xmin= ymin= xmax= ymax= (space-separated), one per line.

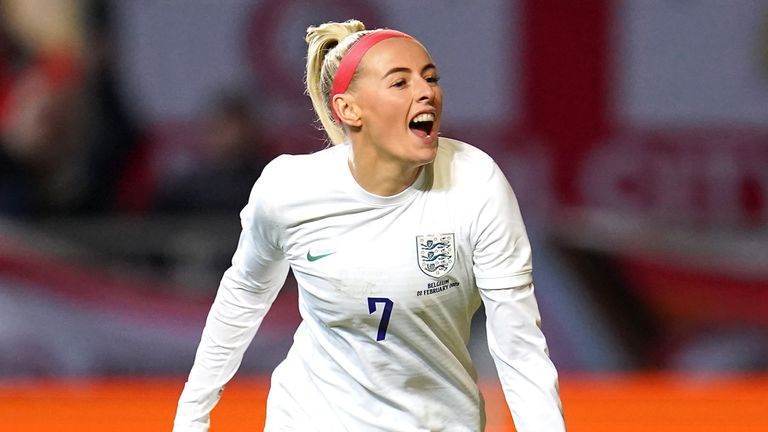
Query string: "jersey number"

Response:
xmin=367 ymin=297 xmax=393 ymax=341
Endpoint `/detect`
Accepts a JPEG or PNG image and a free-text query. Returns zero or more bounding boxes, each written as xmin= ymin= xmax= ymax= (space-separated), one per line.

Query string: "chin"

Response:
xmin=412 ymin=145 xmax=438 ymax=165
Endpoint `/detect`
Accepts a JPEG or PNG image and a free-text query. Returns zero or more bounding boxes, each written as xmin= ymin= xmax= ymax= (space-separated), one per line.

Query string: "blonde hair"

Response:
xmin=305 ymin=20 xmax=370 ymax=145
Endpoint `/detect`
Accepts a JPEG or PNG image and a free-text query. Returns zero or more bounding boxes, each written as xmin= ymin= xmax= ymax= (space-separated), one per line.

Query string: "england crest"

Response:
xmin=416 ymin=233 xmax=455 ymax=278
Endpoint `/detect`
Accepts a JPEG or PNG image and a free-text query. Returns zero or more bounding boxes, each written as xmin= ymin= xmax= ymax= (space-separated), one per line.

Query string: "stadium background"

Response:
xmin=1 ymin=0 xmax=767 ymax=430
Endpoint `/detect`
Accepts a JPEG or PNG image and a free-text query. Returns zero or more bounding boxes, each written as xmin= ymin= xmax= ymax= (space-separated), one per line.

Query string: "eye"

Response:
xmin=426 ymin=75 xmax=441 ymax=84
xmin=391 ymin=79 xmax=407 ymax=88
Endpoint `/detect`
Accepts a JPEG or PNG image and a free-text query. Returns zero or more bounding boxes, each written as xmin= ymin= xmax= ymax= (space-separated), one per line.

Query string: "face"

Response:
xmin=345 ymin=37 xmax=443 ymax=167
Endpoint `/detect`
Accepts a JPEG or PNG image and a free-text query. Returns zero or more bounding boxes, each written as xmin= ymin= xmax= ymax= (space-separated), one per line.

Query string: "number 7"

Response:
xmin=367 ymin=297 xmax=394 ymax=341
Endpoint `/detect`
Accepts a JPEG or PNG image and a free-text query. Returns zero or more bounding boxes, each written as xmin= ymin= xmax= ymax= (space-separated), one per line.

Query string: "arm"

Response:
xmin=174 ymin=166 xmax=290 ymax=431
xmin=480 ymin=283 xmax=565 ymax=431
xmin=469 ymin=159 xmax=564 ymax=430
xmin=173 ymin=258 xmax=289 ymax=431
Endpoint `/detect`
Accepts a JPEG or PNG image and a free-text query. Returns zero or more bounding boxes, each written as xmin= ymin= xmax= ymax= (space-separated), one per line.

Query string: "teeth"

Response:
xmin=411 ymin=113 xmax=435 ymax=123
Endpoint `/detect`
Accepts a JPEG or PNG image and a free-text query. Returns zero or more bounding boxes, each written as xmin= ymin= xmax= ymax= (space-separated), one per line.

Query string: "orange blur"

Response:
xmin=1 ymin=374 xmax=767 ymax=431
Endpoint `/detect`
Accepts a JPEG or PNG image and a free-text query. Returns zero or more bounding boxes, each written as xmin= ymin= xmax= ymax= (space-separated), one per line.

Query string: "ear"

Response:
xmin=332 ymin=94 xmax=362 ymax=128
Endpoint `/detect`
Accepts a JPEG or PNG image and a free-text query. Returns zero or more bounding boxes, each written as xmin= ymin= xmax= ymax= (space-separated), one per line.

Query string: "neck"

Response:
xmin=347 ymin=143 xmax=423 ymax=197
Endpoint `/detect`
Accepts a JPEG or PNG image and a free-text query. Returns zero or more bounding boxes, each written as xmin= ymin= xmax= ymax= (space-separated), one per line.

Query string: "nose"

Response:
xmin=415 ymin=76 xmax=436 ymax=103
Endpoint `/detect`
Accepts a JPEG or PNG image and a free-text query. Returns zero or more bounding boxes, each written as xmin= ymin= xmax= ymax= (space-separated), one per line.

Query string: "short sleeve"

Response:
xmin=471 ymin=162 xmax=532 ymax=289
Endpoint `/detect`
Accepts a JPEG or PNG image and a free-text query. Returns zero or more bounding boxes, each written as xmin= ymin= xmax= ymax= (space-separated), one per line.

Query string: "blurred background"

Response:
xmin=1 ymin=0 xmax=767 ymax=430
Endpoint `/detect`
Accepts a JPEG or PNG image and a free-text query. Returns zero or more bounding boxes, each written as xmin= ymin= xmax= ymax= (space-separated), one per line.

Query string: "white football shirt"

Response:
xmin=174 ymin=137 xmax=564 ymax=431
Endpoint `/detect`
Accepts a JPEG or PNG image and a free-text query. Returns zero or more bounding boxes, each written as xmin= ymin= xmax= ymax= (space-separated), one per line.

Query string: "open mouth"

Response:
xmin=408 ymin=113 xmax=435 ymax=138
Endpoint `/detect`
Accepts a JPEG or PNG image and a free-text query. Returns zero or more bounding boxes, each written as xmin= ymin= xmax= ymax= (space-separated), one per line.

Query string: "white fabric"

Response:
xmin=481 ymin=284 xmax=565 ymax=431
xmin=174 ymin=137 xmax=564 ymax=431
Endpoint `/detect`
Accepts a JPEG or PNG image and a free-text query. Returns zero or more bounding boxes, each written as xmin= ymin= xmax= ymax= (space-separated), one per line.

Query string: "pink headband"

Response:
xmin=330 ymin=29 xmax=415 ymax=122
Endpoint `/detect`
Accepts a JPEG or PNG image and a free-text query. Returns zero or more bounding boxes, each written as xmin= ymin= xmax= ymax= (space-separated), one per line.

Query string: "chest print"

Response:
xmin=416 ymin=233 xmax=455 ymax=278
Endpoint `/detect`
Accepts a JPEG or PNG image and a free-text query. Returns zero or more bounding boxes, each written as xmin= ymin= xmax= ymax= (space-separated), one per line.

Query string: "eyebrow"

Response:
xmin=382 ymin=63 xmax=437 ymax=79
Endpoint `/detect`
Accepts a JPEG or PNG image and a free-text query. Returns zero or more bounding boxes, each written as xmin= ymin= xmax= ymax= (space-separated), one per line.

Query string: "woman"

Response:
xmin=174 ymin=20 xmax=565 ymax=431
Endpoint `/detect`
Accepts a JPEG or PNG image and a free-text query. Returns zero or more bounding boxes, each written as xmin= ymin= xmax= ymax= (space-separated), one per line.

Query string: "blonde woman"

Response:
xmin=174 ymin=20 xmax=565 ymax=432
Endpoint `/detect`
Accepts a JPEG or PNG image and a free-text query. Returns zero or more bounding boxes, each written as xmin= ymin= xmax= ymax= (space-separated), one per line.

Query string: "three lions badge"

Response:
xmin=416 ymin=233 xmax=455 ymax=278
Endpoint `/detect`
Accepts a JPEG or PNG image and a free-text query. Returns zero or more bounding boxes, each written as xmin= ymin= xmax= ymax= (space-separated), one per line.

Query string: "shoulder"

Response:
xmin=260 ymin=144 xmax=342 ymax=181
xmin=243 ymin=144 xmax=345 ymax=221
xmin=436 ymin=137 xmax=494 ymax=163
xmin=254 ymin=144 xmax=345 ymax=193
xmin=433 ymin=137 xmax=504 ymax=187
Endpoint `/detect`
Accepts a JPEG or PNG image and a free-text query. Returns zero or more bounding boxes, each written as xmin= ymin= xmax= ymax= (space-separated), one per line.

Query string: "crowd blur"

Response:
xmin=0 ymin=0 xmax=284 ymax=377
xmin=0 ymin=0 xmax=271 ymax=219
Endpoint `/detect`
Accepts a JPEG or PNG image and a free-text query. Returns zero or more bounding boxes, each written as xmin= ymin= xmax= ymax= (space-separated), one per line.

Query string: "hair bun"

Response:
xmin=305 ymin=20 xmax=366 ymax=48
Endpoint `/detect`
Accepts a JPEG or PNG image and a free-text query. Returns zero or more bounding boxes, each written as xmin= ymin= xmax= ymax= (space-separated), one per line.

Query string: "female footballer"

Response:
xmin=174 ymin=19 xmax=566 ymax=431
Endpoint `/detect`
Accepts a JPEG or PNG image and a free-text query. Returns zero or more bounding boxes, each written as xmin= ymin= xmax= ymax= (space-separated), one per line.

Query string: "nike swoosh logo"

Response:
xmin=306 ymin=251 xmax=335 ymax=262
